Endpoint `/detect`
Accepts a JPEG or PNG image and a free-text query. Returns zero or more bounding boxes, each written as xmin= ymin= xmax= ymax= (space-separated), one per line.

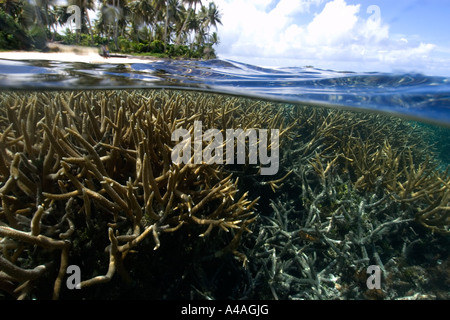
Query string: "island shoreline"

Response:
xmin=0 ymin=43 xmax=169 ymax=64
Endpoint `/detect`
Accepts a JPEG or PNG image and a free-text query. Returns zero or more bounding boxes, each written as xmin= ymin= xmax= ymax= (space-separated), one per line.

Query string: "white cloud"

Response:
xmin=214 ymin=0 xmax=438 ymax=73
xmin=306 ymin=0 xmax=360 ymax=46
xmin=215 ymin=0 xmax=323 ymax=56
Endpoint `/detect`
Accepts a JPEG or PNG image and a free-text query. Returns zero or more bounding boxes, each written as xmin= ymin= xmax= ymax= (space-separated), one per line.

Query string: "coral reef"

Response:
xmin=234 ymin=106 xmax=449 ymax=300
xmin=0 ymin=89 xmax=291 ymax=299
xmin=0 ymin=90 xmax=448 ymax=300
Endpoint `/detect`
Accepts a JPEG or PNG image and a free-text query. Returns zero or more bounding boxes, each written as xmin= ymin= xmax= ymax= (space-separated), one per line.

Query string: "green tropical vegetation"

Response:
xmin=0 ymin=0 xmax=222 ymax=59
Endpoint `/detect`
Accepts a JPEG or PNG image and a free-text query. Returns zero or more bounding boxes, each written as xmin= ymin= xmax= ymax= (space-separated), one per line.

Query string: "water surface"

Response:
xmin=1 ymin=58 xmax=449 ymax=126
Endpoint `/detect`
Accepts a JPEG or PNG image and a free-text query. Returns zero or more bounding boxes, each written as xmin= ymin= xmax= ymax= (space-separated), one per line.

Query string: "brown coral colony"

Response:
xmin=0 ymin=89 xmax=293 ymax=299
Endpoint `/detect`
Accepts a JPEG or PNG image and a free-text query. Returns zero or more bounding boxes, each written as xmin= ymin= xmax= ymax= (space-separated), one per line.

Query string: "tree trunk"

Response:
xmin=84 ymin=7 xmax=95 ymax=45
xmin=164 ymin=3 xmax=169 ymax=52
xmin=176 ymin=6 xmax=191 ymax=46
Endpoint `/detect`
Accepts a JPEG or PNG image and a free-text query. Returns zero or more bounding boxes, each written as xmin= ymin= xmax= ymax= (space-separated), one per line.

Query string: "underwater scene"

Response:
xmin=0 ymin=59 xmax=449 ymax=301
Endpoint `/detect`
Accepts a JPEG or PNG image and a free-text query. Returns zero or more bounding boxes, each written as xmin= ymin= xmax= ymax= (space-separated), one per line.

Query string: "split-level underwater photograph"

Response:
xmin=0 ymin=0 xmax=449 ymax=305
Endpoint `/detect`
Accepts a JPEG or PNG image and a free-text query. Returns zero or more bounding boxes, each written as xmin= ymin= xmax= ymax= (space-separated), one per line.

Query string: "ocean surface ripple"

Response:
xmin=0 ymin=58 xmax=449 ymax=126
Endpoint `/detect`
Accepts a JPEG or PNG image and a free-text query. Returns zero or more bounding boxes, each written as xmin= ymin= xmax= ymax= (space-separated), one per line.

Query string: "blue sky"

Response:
xmin=213 ymin=0 xmax=450 ymax=76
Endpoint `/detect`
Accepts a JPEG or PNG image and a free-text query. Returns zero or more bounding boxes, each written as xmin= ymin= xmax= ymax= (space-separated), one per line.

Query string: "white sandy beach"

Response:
xmin=0 ymin=43 xmax=159 ymax=64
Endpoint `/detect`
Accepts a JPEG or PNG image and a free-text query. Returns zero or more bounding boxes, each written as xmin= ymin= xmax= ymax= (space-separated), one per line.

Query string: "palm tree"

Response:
xmin=209 ymin=31 xmax=219 ymax=46
xmin=202 ymin=2 xmax=221 ymax=33
xmin=127 ymin=0 xmax=155 ymax=42
xmin=151 ymin=0 xmax=166 ymax=35
xmin=46 ymin=5 xmax=59 ymax=40
xmin=187 ymin=2 xmax=220 ymax=56
xmin=194 ymin=24 xmax=206 ymax=48
xmin=25 ymin=0 xmax=45 ymax=28
xmin=37 ymin=0 xmax=55 ymax=30
xmin=204 ymin=31 xmax=219 ymax=58
xmin=160 ymin=0 xmax=183 ymax=51
xmin=175 ymin=0 xmax=201 ymax=45
xmin=167 ymin=0 xmax=184 ymax=43
xmin=82 ymin=0 xmax=96 ymax=45
xmin=100 ymin=0 xmax=124 ymax=50
xmin=53 ymin=5 xmax=71 ymax=29
xmin=153 ymin=22 xmax=164 ymax=42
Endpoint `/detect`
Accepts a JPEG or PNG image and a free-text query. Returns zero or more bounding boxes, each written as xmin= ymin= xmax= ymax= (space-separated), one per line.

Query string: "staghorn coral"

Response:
xmin=234 ymin=106 xmax=449 ymax=300
xmin=1 ymin=91 xmax=447 ymax=300
xmin=0 ymin=89 xmax=292 ymax=299
xmin=285 ymin=106 xmax=450 ymax=234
